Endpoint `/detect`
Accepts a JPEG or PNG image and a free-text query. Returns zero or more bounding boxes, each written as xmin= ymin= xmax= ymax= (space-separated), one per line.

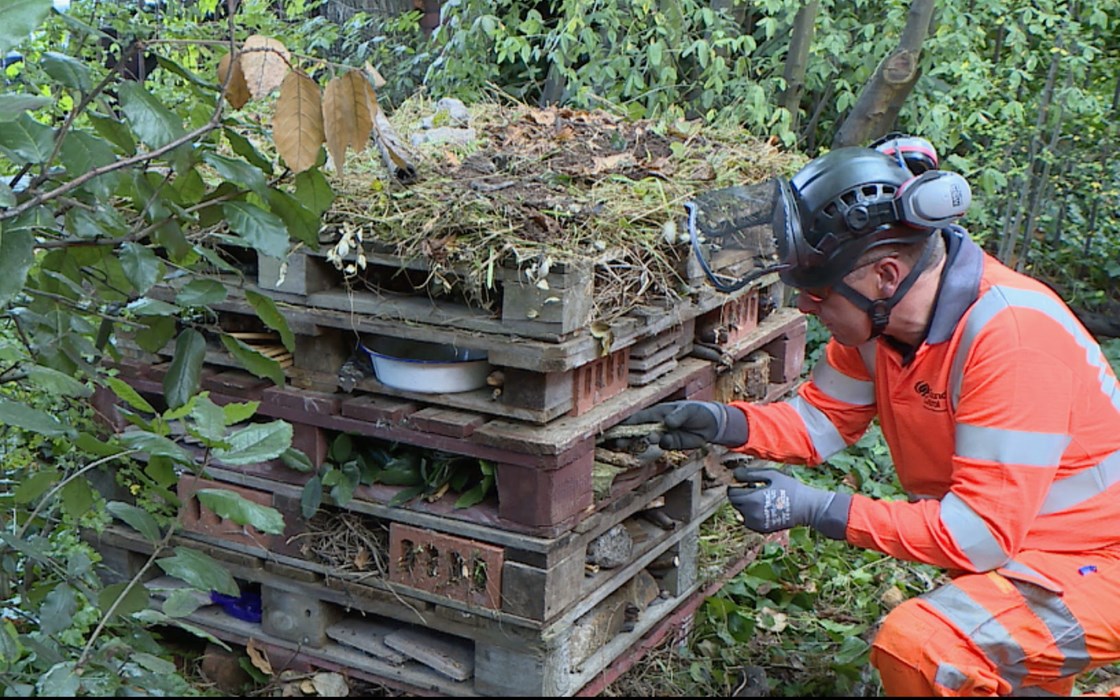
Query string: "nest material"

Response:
xmin=320 ymin=97 xmax=803 ymax=324
xmin=290 ymin=511 xmax=391 ymax=579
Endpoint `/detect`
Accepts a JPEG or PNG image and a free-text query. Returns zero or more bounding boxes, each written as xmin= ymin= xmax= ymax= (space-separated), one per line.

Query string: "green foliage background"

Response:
xmin=0 ymin=0 xmax=1117 ymax=695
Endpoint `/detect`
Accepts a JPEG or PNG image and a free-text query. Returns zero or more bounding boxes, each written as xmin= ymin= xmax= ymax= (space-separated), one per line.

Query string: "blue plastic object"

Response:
xmin=209 ymin=589 xmax=262 ymax=623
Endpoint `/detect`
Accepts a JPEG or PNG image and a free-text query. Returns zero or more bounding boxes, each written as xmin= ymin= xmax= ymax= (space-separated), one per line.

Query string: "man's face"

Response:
xmin=794 ymin=256 xmax=894 ymax=346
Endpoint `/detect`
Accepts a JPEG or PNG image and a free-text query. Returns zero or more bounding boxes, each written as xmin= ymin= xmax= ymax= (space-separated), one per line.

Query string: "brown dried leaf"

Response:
xmin=246 ymin=638 xmax=273 ymax=675
xmin=369 ymin=86 xmax=417 ymax=183
xmin=273 ymin=71 xmax=325 ymax=174
xmin=217 ymin=53 xmax=250 ymax=109
xmin=363 ymin=61 xmax=386 ymax=89
xmin=240 ymin=34 xmax=290 ymax=99
xmin=322 ymin=70 xmax=373 ymax=172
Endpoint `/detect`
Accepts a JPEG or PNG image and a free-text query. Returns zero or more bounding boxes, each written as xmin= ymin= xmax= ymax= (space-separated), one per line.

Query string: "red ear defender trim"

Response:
xmin=872 ymin=134 xmax=940 ymax=175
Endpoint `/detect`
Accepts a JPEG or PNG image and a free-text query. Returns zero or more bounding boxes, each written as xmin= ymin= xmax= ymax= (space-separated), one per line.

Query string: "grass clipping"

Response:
xmin=319 ymin=96 xmax=803 ymax=327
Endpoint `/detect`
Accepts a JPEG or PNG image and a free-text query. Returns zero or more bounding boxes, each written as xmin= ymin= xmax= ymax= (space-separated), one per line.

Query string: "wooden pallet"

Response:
xmin=91 ymin=478 xmax=725 ymax=696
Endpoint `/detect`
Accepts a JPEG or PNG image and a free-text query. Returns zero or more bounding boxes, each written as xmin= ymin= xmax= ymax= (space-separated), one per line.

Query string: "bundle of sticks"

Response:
xmin=227 ymin=331 xmax=293 ymax=369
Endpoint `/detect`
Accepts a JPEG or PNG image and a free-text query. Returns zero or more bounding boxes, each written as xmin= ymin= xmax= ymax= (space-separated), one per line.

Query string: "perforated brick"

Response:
xmin=571 ymin=348 xmax=630 ymax=417
xmin=388 ymin=524 xmax=503 ymax=610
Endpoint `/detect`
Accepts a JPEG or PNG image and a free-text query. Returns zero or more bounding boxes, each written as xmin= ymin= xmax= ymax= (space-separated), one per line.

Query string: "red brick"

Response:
xmin=495 ymin=450 xmax=594 ymax=529
xmin=178 ymin=474 xmax=274 ymax=549
xmin=570 ymin=348 xmax=630 ymax=417
xmin=388 ymin=523 xmax=504 ymax=610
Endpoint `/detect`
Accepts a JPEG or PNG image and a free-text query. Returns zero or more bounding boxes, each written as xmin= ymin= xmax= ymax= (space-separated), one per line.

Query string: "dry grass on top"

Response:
xmin=317 ymin=95 xmax=803 ymax=323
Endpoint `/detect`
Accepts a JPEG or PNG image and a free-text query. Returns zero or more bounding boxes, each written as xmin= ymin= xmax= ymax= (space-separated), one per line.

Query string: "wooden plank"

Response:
xmin=383 ymin=628 xmax=475 ymax=682
xmin=326 ymin=618 xmax=408 ymax=665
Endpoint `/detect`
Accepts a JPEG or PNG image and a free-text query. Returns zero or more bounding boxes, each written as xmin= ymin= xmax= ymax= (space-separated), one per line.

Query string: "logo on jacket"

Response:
xmin=914 ymin=381 xmax=947 ymax=412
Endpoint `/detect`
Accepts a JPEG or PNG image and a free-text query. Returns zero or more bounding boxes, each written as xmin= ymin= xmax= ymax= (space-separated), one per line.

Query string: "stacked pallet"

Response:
xmin=96 ymin=104 xmax=809 ymax=696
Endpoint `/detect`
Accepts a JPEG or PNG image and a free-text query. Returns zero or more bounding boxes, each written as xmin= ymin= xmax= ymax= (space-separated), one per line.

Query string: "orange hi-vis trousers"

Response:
xmin=870 ymin=547 xmax=1120 ymax=696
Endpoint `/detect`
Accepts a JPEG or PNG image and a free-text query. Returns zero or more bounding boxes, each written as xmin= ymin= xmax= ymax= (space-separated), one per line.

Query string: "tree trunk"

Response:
xmin=831 ymin=0 xmax=937 ymax=148
xmin=779 ymin=0 xmax=819 ymax=135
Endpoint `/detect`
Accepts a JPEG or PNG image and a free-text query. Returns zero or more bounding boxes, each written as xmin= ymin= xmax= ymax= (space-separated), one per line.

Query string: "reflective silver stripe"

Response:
xmin=940 ymin=492 xmax=1008 ymax=570
xmin=812 ymin=360 xmax=876 ymax=406
xmin=1004 ymin=565 xmax=1090 ymax=679
xmin=949 ymin=285 xmax=1120 ymax=414
xmin=787 ymin=394 xmax=847 ymax=460
xmin=934 ymin=663 xmax=967 ymax=691
xmin=955 ymin=423 xmax=1070 ymax=467
xmin=1040 ymin=449 xmax=1120 ymax=515
xmin=858 ymin=341 xmax=876 ymax=376
xmin=924 ymin=584 xmax=1027 ymax=692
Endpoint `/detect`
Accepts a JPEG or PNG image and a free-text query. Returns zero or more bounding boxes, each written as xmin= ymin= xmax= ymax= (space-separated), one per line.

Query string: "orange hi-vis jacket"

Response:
xmin=733 ymin=227 xmax=1120 ymax=589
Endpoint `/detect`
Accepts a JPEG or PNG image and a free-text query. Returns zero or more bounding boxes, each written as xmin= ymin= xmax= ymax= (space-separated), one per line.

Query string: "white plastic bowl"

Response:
xmin=361 ymin=336 xmax=491 ymax=394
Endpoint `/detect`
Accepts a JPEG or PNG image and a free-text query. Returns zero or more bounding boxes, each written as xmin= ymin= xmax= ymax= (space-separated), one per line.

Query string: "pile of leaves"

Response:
xmin=315 ymin=96 xmax=804 ymax=323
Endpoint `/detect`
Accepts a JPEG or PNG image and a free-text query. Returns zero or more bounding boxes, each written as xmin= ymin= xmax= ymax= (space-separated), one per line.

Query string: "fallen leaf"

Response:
xmin=246 ymin=638 xmax=273 ymax=675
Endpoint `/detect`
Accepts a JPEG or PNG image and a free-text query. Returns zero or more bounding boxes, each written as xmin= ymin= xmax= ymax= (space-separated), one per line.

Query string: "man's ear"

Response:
xmin=877 ymin=256 xmax=905 ymax=296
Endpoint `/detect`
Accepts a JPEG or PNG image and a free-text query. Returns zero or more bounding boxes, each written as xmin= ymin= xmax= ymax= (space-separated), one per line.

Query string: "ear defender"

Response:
xmin=872 ymin=133 xmax=939 ymax=175
xmin=895 ymin=170 xmax=972 ymax=229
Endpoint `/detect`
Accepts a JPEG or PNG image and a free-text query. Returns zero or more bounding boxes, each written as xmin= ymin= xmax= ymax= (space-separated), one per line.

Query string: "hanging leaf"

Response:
xmin=293 ymin=168 xmax=334 ymax=217
xmin=196 ymin=488 xmax=285 ymax=535
xmin=106 ymin=501 xmax=163 ymax=543
xmin=216 ymin=52 xmax=251 ymax=109
xmin=220 ymin=334 xmax=285 ymax=386
xmin=222 ymin=201 xmax=289 ymax=260
xmin=273 ymin=70 xmax=324 ymax=174
xmin=0 ymin=94 xmax=52 ymax=121
xmin=266 ymin=188 xmax=320 ymax=248
xmin=0 ymin=397 xmax=73 ymax=437
xmin=0 ymin=224 xmax=34 ymax=306
xmin=213 ymin=420 xmax=292 ymax=466
xmin=156 ymin=547 xmax=239 ymax=597
xmin=239 ymin=35 xmax=290 ymax=100
xmin=98 ymin=582 xmax=152 ymax=619
xmin=41 ymin=51 xmax=92 ymax=93
xmin=0 ymin=113 xmax=54 ymax=164
xmin=164 ymin=328 xmax=206 ymax=410
xmin=322 ymin=70 xmax=372 ymax=171
xmin=176 ymin=278 xmax=228 ymax=307
xmin=119 ymin=241 xmax=164 ymax=295
xmin=104 ymin=376 xmax=157 ymax=414
xmin=245 ymin=289 xmax=294 ymax=352
xmin=118 ymin=81 xmax=187 ymax=149
xmin=0 ymin=0 xmax=53 ymax=56
xmin=118 ymin=430 xmax=194 ymax=465
xmin=300 ymin=474 xmax=323 ymax=518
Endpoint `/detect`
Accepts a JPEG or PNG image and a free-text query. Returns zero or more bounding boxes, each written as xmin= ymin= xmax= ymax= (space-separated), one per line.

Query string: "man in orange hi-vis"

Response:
xmin=619 ymin=136 xmax=1120 ymax=695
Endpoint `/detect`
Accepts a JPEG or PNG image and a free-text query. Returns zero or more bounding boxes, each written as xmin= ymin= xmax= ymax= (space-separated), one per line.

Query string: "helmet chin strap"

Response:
xmin=833 ymin=236 xmax=935 ymax=340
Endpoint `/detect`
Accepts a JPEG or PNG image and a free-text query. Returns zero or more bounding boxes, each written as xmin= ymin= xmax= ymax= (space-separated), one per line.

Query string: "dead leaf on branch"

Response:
xmin=217 ymin=52 xmax=250 ymax=110
xmin=274 ymin=71 xmax=325 ymax=174
xmin=322 ymin=70 xmax=374 ymax=172
xmin=241 ymin=34 xmax=291 ymax=99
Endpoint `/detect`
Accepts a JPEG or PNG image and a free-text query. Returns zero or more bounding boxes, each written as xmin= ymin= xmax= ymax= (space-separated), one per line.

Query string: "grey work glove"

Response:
xmin=622 ymin=400 xmax=749 ymax=450
xmin=726 ymin=467 xmax=851 ymax=540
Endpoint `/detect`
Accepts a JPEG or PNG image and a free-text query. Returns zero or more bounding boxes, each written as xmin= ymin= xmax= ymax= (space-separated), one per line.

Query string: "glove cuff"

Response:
xmin=713 ymin=404 xmax=749 ymax=447
xmin=814 ymin=492 xmax=852 ymax=540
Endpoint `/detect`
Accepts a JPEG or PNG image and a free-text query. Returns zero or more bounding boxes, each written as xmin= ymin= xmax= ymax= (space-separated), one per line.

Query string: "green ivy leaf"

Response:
xmin=196 ymin=488 xmax=285 ymax=535
xmin=164 ymin=328 xmax=206 ymax=410
xmin=156 ymin=547 xmax=239 ymax=597
xmin=245 ymin=289 xmax=295 ymax=352
xmin=106 ymin=501 xmax=163 ymax=543
xmin=213 ymin=420 xmax=292 ymax=466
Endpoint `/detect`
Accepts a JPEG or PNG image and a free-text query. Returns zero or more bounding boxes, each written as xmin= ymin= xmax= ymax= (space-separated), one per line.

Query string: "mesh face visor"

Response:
xmin=684 ymin=179 xmax=793 ymax=293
